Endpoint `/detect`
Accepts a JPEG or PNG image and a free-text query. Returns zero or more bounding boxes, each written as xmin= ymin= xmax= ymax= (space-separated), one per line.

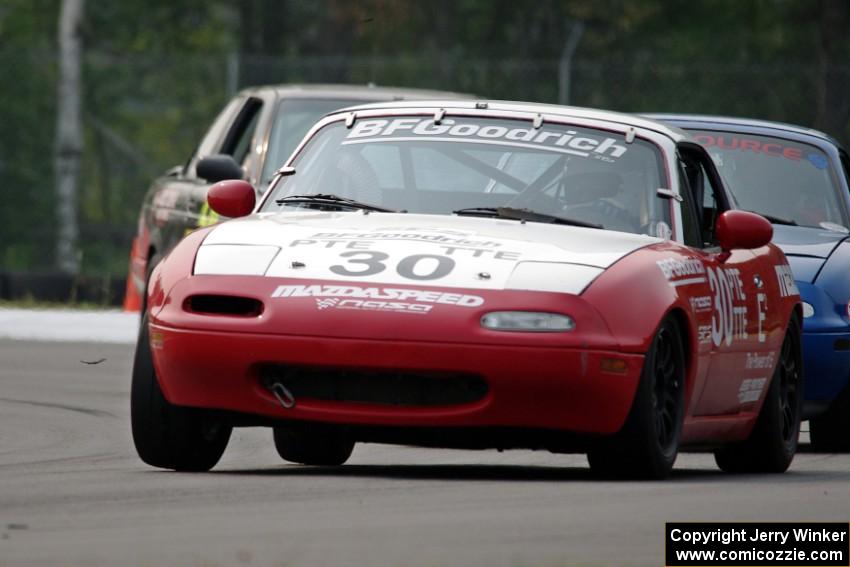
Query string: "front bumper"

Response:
xmin=148 ymin=275 xmax=644 ymax=435
xmin=802 ymin=331 xmax=850 ymax=403
xmin=799 ymin=281 xmax=850 ymax=403
xmin=150 ymin=323 xmax=643 ymax=434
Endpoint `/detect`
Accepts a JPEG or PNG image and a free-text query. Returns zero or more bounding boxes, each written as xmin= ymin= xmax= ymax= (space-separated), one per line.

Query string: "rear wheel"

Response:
xmin=587 ymin=317 xmax=686 ymax=480
xmin=273 ymin=423 xmax=354 ymax=466
xmin=714 ymin=315 xmax=803 ymax=473
xmin=131 ymin=314 xmax=231 ymax=471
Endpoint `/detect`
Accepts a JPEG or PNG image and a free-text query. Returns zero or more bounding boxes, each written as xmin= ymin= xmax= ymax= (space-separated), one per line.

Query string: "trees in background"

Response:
xmin=815 ymin=0 xmax=850 ymax=138
xmin=0 ymin=0 xmax=847 ymax=275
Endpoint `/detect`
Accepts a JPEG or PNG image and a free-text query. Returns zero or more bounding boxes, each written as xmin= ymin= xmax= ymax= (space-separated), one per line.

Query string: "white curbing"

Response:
xmin=0 ymin=308 xmax=139 ymax=344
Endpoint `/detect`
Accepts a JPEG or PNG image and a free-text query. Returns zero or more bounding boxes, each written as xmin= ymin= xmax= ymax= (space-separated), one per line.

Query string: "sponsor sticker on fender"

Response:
xmin=775 ymin=265 xmax=799 ymax=297
xmin=657 ymin=257 xmax=773 ymax=347
xmin=697 ymin=324 xmax=713 ymax=345
xmin=657 ymin=257 xmax=707 ymax=286
xmin=737 ymin=377 xmax=767 ymax=404
xmin=745 ymin=351 xmax=775 ymax=370
xmin=689 ymin=295 xmax=712 ymax=313
xmin=271 ymin=284 xmax=484 ymax=315
xmin=707 ymin=266 xmax=749 ymax=347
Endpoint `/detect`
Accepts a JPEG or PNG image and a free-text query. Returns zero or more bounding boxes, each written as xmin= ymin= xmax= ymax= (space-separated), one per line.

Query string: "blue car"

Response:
xmin=649 ymin=114 xmax=850 ymax=451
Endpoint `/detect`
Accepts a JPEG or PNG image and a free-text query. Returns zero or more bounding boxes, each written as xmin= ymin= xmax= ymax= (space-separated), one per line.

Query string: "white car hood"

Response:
xmin=194 ymin=212 xmax=661 ymax=294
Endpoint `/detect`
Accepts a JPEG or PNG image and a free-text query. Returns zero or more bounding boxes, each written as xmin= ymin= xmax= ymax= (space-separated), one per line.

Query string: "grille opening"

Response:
xmin=185 ymin=294 xmax=263 ymax=317
xmin=259 ymin=364 xmax=488 ymax=407
xmin=835 ymin=339 xmax=850 ymax=352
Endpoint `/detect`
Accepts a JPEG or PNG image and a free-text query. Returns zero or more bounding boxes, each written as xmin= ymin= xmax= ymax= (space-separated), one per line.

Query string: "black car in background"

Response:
xmin=124 ymin=84 xmax=472 ymax=310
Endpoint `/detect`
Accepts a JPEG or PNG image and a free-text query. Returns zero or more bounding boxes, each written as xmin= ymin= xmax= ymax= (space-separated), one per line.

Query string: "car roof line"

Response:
xmin=322 ymin=100 xmax=692 ymax=143
xmin=645 ymin=113 xmax=841 ymax=147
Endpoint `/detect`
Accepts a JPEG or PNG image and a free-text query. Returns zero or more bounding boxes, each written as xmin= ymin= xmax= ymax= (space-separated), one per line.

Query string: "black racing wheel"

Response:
xmin=273 ymin=423 xmax=354 ymax=466
xmin=131 ymin=314 xmax=231 ymax=471
xmin=714 ymin=314 xmax=803 ymax=473
xmin=588 ymin=316 xmax=686 ymax=479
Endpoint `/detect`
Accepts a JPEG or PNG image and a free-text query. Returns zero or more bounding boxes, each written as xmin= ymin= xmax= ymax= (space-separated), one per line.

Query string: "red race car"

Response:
xmin=132 ymin=101 xmax=803 ymax=479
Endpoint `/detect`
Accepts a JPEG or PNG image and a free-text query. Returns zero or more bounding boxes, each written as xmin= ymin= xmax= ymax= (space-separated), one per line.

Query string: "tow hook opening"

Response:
xmin=263 ymin=377 xmax=296 ymax=409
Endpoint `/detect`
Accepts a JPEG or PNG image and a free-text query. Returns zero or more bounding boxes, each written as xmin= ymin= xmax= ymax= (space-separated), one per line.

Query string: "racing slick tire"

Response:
xmin=714 ymin=314 xmax=803 ymax=473
xmin=810 ymin=387 xmax=850 ymax=452
xmin=131 ymin=314 xmax=232 ymax=471
xmin=273 ymin=423 xmax=355 ymax=466
xmin=587 ymin=316 xmax=686 ymax=480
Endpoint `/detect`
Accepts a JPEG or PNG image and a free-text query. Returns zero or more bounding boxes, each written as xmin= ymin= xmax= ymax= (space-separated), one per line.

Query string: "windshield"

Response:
xmin=690 ymin=130 xmax=849 ymax=232
xmin=262 ymin=115 xmax=670 ymax=235
xmin=261 ymin=98 xmax=367 ymax=184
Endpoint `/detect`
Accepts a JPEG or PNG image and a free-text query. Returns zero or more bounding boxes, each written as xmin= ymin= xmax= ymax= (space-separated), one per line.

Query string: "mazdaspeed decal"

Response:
xmin=344 ymin=118 xmax=629 ymax=161
xmin=272 ymin=284 xmax=484 ymax=316
xmin=271 ymin=284 xmax=484 ymax=307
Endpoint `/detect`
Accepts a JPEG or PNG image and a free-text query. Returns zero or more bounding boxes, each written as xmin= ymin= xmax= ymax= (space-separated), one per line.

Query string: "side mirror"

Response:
xmin=716 ymin=210 xmax=773 ymax=251
xmin=196 ymin=154 xmax=243 ymax=183
xmin=207 ymin=180 xmax=256 ymax=218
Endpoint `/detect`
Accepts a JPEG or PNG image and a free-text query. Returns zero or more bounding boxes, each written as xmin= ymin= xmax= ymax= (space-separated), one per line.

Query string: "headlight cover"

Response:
xmin=506 ymin=262 xmax=603 ymax=295
xmin=194 ymin=244 xmax=280 ymax=275
xmin=481 ymin=311 xmax=575 ymax=332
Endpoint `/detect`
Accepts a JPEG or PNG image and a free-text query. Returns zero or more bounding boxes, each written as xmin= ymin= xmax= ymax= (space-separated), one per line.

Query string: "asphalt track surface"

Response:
xmin=2 ymin=338 xmax=850 ymax=567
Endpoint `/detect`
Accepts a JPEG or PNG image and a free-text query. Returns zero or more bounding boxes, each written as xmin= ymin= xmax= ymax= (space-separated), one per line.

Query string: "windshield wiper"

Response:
xmin=746 ymin=211 xmax=797 ymax=226
xmin=275 ymin=193 xmax=397 ymax=213
xmin=453 ymin=206 xmax=603 ymax=229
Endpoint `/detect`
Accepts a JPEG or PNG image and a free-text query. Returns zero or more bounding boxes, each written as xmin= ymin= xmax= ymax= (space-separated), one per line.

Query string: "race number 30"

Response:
xmin=330 ymin=251 xmax=456 ymax=281
xmin=707 ymin=266 xmax=747 ymax=347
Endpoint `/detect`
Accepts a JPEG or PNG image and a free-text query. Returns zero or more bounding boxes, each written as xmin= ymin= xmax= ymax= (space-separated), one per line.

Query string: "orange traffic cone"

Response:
xmin=122 ymin=238 xmax=142 ymax=312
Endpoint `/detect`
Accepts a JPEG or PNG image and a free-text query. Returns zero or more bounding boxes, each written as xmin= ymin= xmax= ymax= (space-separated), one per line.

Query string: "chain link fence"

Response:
xmin=2 ymin=50 xmax=848 ymax=288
